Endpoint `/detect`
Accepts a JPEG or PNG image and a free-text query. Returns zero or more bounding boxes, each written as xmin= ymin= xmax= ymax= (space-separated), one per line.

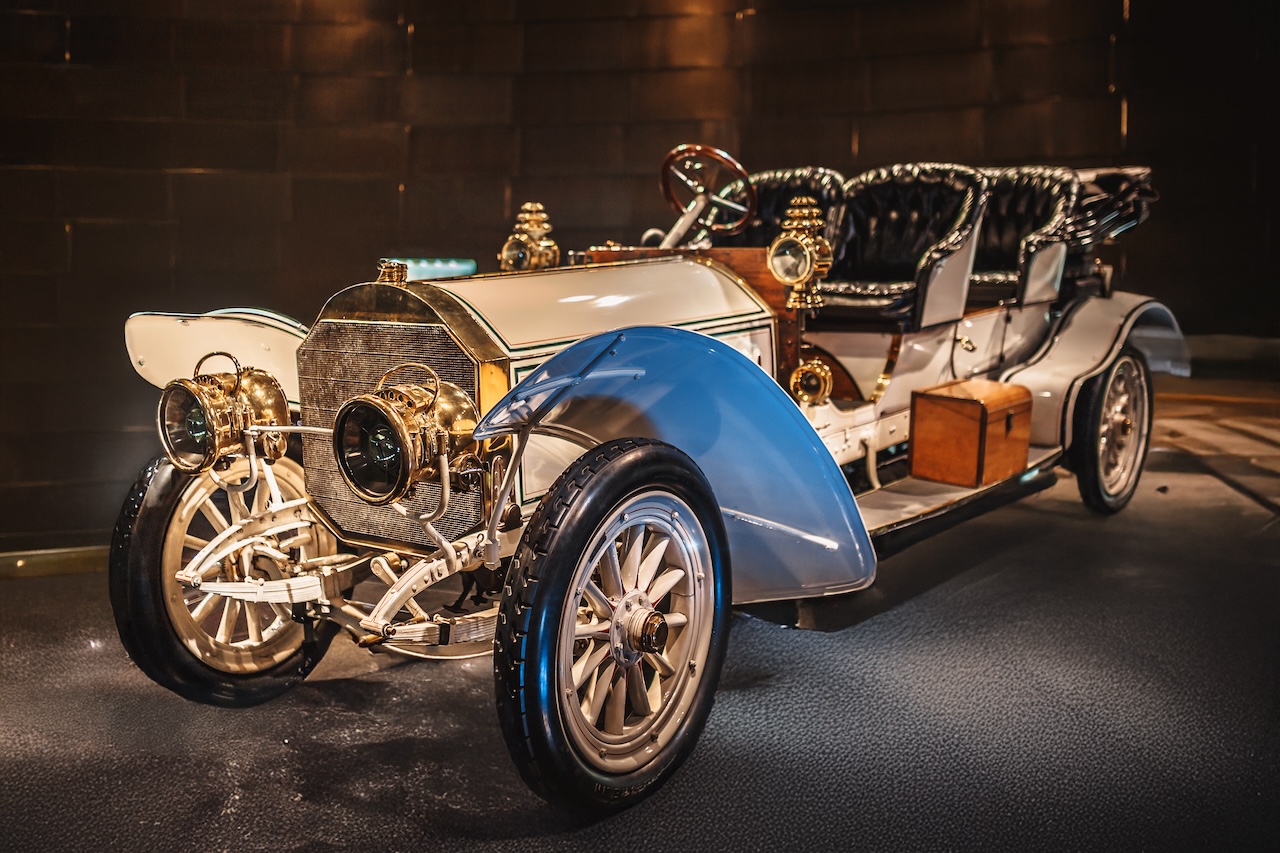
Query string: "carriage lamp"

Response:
xmin=499 ymin=202 xmax=560 ymax=272
xmin=158 ymin=352 xmax=290 ymax=474
xmin=789 ymin=358 xmax=834 ymax=406
xmin=768 ymin=196 xmax=832 ymax=310
xmin=333 ymin=363 xmax=480 ymax=506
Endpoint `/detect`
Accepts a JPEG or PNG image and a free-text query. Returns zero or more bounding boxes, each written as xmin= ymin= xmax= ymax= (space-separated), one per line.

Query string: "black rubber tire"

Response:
xmin=494 ymin=438 xmax=731 ymax=816
xmin=1070 ymin=347 xmax=1154 ymax=515
xmin=108 ymin=456 xmax=336 ymax=708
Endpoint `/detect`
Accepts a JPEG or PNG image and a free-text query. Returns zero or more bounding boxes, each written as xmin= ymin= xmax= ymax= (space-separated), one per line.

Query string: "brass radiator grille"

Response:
xmin=297 ymin=319 xmax=482 ymax=551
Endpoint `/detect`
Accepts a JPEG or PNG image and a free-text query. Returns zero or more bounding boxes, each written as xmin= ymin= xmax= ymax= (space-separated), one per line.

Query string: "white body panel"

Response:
xmin=1003 ymin=292 xmax=1189 ymax=446
xmin=918 ymin=231 xmax=978 ymax=328
xmin=1023 ymin=242 xmax=1067 ymax=304
xmin=435 ymin=257 xmax=772 ymax=358
xmin=124 ymin=308 xmax=308 ymax=404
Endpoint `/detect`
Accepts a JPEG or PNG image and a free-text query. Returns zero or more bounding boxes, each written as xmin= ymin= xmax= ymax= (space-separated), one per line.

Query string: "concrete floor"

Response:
xmin=1 ymin=376 xmax=1277 ymax=852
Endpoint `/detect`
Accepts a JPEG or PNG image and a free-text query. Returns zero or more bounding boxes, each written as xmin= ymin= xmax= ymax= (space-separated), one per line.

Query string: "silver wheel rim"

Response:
xmin=1096 ymin=354 xmax=1149 ymax=497
xmin=557 ymin=489 xmax=715 ymax=774
xmin=161 ymin=458 xmax=336 ymax=674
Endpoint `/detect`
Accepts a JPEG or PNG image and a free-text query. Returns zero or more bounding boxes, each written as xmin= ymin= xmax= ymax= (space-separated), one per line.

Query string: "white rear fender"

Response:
xmin=124 ymin=308 xmax=308 ymax=406
xmin=1002 ymin=292 xmax=1189 ymax=448
xmin=475 ymin=325 xmax=878 ymax=604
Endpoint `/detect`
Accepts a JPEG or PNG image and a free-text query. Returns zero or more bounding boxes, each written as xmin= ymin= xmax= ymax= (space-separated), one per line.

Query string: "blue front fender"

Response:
xmin=475 ymin=326 xmax=876 ymax=603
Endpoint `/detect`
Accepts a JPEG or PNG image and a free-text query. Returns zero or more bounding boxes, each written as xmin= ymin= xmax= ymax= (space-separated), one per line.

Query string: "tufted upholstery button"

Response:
xmin=969 ymin=165 xmax=1080 ymax=306
xmin=818 ymin=162 xmax=987 ymax=330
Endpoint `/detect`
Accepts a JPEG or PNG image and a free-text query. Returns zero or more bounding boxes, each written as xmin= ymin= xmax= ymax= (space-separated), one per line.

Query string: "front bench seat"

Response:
xmin=706 ymin=166 xmax=848 ymax=252
xmin=969 ymin=165 xmax=1080 ymax=306
xmin=817 ymin=162 xmax=988 ymax=331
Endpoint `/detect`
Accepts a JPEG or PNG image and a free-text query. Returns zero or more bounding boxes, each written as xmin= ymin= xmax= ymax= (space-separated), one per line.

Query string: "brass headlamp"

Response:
xmin=768 ymin=195 xmax=832 ymax=310
xmin=499 ymin=202 xmax=560 ymax=272
xmin=332 ymin=363 xmax=480 ymax=506
xmin=157 ymin=352 xmax=290 ymax=474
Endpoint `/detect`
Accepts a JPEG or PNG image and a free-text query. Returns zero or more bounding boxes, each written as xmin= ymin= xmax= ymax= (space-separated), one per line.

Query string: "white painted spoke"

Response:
xmin=628 ymin=668 xmax=653 ymax=718
xmin=198 ymin=500 xmax=230 ymax=533
xmin=648 ymin=568 xmax=685 ymax=605
xmin=215 ymin=597 xmax=241 ymax=644
xmin=244 ymin=604 xmax=263 ymax=644
xmin=635 ymin=534 xmax=670 ymax=594
xmin=604 ymin=668 xmax=627 ymax=735
xmin=183 ymin=533 xmax=210 ymax=552
xmin=647 ymin=666 xmax=663 ymax=712
xmin=600 ymin=546 xmax=624 ymax=599
xmin=574 ymin=619 xmax=610 ymax=641
xmin=251 ymin=480 xmax=268 ymax=515
xmin=620 ymin=528 xmax=643 ymax=591
xmin=573 ymin=641 xmax=612 ymax=690
xmin=228 ymin=490 xmax=250 ymax=523
xmin=584 ymin=661 xmax=616 ymax=724
xmin=582 ymin=580 xmax=612 ymax=619
xmin=664 ymin=612 xmax=688 ymax=629
xmin=644 ymin=650 xmax=676 ymax=678
xmin=190 ymin=592 xmax=219 ymax=623
xmin=270 ymin=602 xmax=292 ymax=623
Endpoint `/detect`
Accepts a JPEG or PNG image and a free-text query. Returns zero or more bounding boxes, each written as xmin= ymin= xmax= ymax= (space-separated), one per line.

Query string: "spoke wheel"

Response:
xmin=1071 ymin=348 xmax=1153 ymax=514
xmin=162 ymin=458 xmax=331 ymax=674
xmin=560 ymin=489 xmax=714 ymax=774
xmin=495 ymin=438 xmax=730 ymax=815
xmin=109 ymin=455 xmax=339 ymax=707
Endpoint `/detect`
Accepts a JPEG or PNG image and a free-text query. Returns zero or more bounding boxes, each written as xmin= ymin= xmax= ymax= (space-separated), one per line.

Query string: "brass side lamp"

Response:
xmin=499 ymin=202 xmax=560 ymax=272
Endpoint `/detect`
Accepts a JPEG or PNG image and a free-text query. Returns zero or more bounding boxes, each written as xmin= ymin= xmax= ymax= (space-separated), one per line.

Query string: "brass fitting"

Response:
xmin=499 ymin=202 xmax=561 ymax=271
xmin=768 ymin=195 xmax=832 ymax=311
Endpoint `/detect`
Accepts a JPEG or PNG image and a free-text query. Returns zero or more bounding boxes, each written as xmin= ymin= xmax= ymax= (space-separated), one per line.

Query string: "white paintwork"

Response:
xmin=918 ymin=224 xmax=979 ymax=329
xmin=877 ymin=325 xmax=957 ymax=415
xmin=1023 ymin=241 xmax=1067 ymax=304
xmin=1002 ymin=292 xmax=1189 ymax=446
xmin=435 ymin=257 xmax=771 ymax=357
xmin=805 ymin=329 xmax=895 ymax=400
xmin=952 ymin=309 xmax=1006 ymax=378
xmin=1001 ymin=304 xmax=1054 ymax=367
xmin=125 ymin=309 xmax=308 ymax=404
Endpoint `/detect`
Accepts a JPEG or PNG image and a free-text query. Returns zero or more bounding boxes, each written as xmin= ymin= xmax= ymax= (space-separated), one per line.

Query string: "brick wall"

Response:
xmin=0 ymin=0 xmax=1272 ymax=551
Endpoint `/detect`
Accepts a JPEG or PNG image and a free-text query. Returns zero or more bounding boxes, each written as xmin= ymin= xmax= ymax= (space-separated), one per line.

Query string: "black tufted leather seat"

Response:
xmin=818 ymin=162 xmax=987 ymax=330
xmin=706 ymin=166 xmax=847 ymax=252
xmin=969 ymin=166 xmax=1080 ymax=305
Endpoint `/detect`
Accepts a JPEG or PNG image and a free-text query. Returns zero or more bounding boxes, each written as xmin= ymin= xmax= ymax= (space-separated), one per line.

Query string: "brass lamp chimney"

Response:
xmin=499 ymin=202 xmax=560 ymax=272
xmin=766 ymin=195 xmax=832 ymax=311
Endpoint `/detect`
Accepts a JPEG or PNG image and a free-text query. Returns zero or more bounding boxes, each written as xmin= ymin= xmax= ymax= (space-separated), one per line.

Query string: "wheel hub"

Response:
xmin=608 ymin=589 xmax=666 ymax=667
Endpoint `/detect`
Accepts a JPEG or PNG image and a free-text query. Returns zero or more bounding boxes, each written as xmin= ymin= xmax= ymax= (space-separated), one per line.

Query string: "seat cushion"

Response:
xmin=829 ymin=164 xmax=980 ymax=283
xmin=973 ymin=166 xmax=1079 ymax=275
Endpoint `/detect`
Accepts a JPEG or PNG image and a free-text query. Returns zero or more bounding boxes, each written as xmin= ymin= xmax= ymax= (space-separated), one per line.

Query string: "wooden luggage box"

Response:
xmin=910 ymin=379 xmax=1032 ymax=487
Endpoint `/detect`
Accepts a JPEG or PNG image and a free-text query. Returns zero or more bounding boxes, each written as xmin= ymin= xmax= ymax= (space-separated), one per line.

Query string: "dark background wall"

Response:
xmin=0 ymin=0 xmax=1273 ymax=552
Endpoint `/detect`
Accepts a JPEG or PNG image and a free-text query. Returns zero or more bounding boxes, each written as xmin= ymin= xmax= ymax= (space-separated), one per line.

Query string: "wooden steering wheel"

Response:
xmin=658 ymin=144 xmax=758 ymax=243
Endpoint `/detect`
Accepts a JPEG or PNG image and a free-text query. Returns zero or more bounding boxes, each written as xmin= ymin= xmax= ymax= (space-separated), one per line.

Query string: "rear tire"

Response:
xmin=494 ymin=438 xmax=731 ymax=815
xmin=109 ymin=456 xmax=338 ymax=707
xmin=1070 ymin=348 xmax=1153 ymax=514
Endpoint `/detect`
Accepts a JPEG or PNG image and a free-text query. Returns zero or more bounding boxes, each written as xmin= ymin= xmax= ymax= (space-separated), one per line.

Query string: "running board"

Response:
xmin=863 ymin=446 xmax=1063 ymax=560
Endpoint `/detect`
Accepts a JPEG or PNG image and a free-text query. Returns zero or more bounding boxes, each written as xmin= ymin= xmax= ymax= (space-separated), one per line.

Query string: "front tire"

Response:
xmin=1070 ymin=347 xmax=1153 ymax=514
xmin=109 ymin=456 xmax=338 ymax=707
xmin=494 ymin=438 xmax=731 ymax=815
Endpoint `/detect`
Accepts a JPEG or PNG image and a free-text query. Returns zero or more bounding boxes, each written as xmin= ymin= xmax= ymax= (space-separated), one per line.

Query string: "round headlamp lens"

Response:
xmin=336 ymin=401 xmax=405 ymax=502
xmin=768 ymin=235 xmax=812 ymax=284
xmin=160 ymin=385 xmax=212 ymax=471
xmin=500 ymin=236 xmax=531 ymax=271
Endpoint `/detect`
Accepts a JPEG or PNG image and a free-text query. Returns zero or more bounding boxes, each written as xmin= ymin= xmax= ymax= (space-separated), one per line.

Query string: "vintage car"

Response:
xmin=110 ymin=144 xmax=1189 ymax=814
